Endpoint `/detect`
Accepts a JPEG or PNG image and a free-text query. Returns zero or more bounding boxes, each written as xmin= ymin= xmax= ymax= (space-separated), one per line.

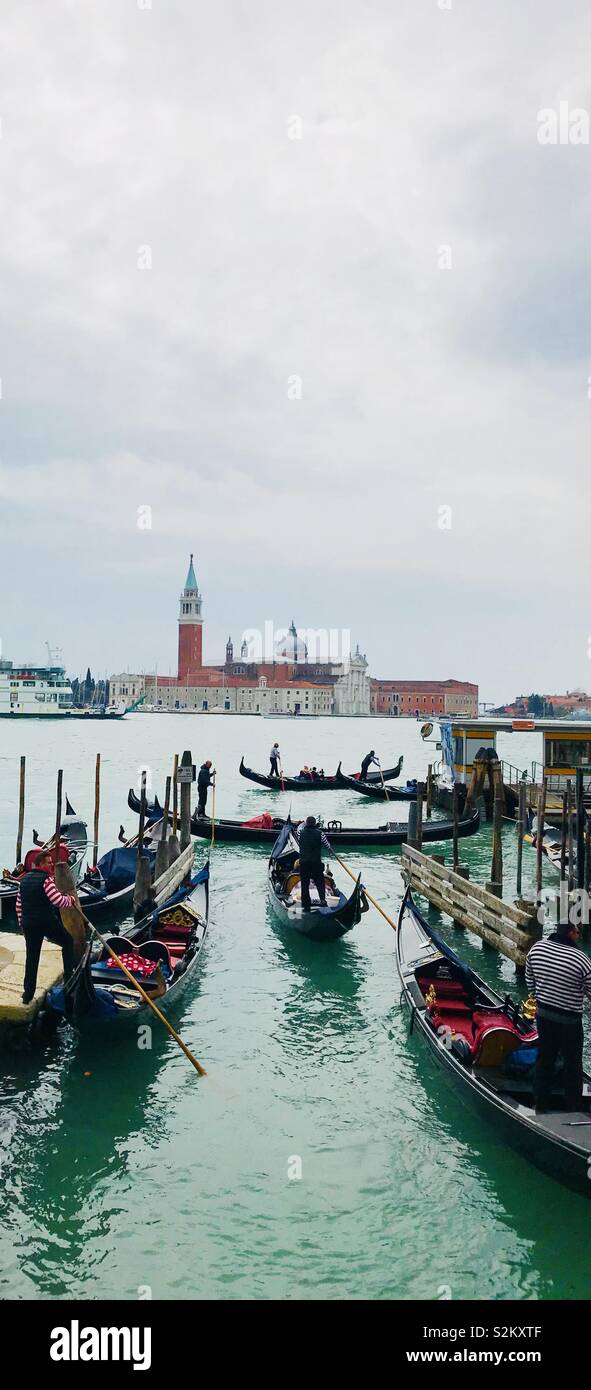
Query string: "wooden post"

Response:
xmin=407 ymin=802 xmax=419 ymax=849
xmin=489 ymin=762 xmax=503 ymax=898
xmin=452 ymin=783 xmax=459 ymax=871
xmin=560 ymin=789 xmax=567 ymax=884
xmin=536 ymin=779 xmax=547 ymax=901
xmin=179 ymin=750 xmax=193 ymax=852
xmin=567 ymin=779 xmax=574 ymax=894
xmin=134 ymin=770 xmax=152 ymax=912
xmin=415 ymin=783 xmax=424 ymax=851
xmin=584 ymin=816 xmax=591 ymax=940
xmin=15 ymin=756 xmax=26 ymax=866
xmin=54 ymin=769 xmax=63 ymax=867
xmin=426 ymin=765 xmax=433 ymax=820
xmin=576 ymin=768 xmax=585 ymax=890
xmin=516 ymin=779 xmax=526 ymax=899
xmin=172 ymin=754 xmax=179 ymax=835
xmin=92 ymin=753 xmax=101 ymax=868
xmin=155 ymin=775 xmax=172 ymax=879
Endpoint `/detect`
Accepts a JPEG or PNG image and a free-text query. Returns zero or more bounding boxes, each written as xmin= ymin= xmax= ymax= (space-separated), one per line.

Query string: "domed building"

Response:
xmin=274 ymin=620 xmax=308 ymax=663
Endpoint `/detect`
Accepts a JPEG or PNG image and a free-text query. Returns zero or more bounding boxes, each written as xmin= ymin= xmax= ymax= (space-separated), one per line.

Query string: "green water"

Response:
xmin=0 ymin=715 xmax=589 ymax=1301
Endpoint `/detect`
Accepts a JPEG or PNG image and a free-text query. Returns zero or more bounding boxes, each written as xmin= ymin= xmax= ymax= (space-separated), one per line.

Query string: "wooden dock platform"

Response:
xmin=0 ymin=935 xmax=62 ymax=1026
xmin=401 ymin=844 xmax=541 ymax=968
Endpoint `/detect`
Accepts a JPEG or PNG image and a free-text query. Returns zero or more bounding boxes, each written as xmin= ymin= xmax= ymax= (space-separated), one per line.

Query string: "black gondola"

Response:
xmin=267 ymin=823 xmax=368 ymax=940
xmin=46 ymin=863 xmax=209 ymax=1034
xmin=238 ymin=754 xmax=403 ymax=791
xmin=126 ymin=787 xmax=480 ymax=847
xmin=337 ymin=771 xmax=419 ymax=801
xmin=396 ymin=887 xmax=591 ymax=1196
xmin=0 ymin=801 xmax=88 ymax=914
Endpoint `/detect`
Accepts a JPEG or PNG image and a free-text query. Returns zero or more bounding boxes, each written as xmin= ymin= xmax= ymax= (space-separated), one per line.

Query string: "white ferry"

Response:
xmin=0 ymin=662 xmax=125 ymax=718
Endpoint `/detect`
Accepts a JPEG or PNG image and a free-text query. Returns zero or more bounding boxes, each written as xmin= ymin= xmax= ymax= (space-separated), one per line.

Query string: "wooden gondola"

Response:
xmin=524 ymin=812 xmax=574 ymax=879
xmin=127 ymin=788 xmax=480 ymax=847
xmin=267 ymin=823 xmax=368 ymax=941
xmin=45 ymin=863 xmax=210 ymax=1033
xmin=337 ymin=771 xmax=419 ymax=801
xmin=238 ymin=754 xmax=404 ymax=792
xmin=397 ymin=887 xmax=591 ymax=1196
xmin=0 ymin=801 xmax=88 ymax=914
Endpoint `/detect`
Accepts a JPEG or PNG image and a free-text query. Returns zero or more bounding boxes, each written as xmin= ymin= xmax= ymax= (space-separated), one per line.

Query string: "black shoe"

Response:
xmin=22 ymin=993 xmax=33 ymax=1005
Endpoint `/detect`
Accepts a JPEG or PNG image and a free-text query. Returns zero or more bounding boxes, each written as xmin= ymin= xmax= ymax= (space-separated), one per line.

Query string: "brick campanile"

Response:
xmin=178 ymin=554 xmax=203 ymax=680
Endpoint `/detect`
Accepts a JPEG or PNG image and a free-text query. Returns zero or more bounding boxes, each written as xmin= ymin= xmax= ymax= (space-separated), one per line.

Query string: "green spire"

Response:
xmin=185 ymin=553 xmax=198 ymax=591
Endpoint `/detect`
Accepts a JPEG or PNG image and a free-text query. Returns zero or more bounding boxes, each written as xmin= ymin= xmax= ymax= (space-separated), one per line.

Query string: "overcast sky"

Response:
xmin=1 ymin=0 xmax=590 ymax=703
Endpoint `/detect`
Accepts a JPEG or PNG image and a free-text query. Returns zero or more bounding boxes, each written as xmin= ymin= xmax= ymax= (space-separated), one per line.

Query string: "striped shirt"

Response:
xmin=525 ymin=935 xmax=591 ymax=1015
xmin=16 ymin=876 xmax=75 ymax=926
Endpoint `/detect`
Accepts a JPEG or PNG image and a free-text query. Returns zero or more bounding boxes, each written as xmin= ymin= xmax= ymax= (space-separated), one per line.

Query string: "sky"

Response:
xmin=1 ymin=0 xmax=590 ymax=704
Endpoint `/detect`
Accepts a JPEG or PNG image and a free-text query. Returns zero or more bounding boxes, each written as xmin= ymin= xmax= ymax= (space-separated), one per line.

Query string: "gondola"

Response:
xmin=396 ymin=887 xmax=591 ymax=1196
xmin=45 ymin=863 xmax=210 ymax=1034
xmin=188 ymin=805 xmax=480 ymax=847
xmin=336 ymin=771 xmax=419 ymax=801
xmin=238 ymin=754 xmax=404 ymax=792
xmin=0 ymin=801 xmax=88 ymax=914
xmin=75 ymin=835 xmax=158 ymax=921
xmin=524 ymin=812 xmax=574 ymax=879
xmin=267 ymin=823 xmax=368 ymax=940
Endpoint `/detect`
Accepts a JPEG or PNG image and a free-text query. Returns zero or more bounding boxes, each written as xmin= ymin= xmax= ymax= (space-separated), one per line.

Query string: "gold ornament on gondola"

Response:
xmin=520 ymin=994 xmax=537 ymax=1020
xmin=425 ymin=984 xmax=437 ymax=1009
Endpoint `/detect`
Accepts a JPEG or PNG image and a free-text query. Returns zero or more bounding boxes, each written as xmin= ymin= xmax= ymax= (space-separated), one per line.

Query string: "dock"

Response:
xmin=0 ymin=935 xmax=63 ymax=1026
xmin=401 ymin=844 xmax=541 ymax=968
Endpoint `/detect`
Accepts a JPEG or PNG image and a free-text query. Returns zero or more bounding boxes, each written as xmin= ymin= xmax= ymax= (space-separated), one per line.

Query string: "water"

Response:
xmin=0 ymin=714 xmax=589 ymax=1301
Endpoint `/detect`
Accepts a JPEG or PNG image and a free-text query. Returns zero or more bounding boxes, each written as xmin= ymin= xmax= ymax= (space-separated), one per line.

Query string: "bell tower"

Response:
xmin=178 ymin=554 xmax=203 ymax=680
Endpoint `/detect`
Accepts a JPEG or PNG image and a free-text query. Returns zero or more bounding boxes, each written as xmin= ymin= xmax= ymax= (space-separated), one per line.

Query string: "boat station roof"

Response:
xmin=444 ymin=717 xmax=591 ymax=734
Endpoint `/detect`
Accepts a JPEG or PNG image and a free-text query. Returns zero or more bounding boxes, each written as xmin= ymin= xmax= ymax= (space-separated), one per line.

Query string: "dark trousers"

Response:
xmin=361 ymin=763 xmax=370 ymax=781
xmin=23 ymin=920 xmax=75 ymax=1003
xmin=300 ymin=862 xmax=326 ymax=912
xmin=535 ymin=1012 xmax=584 ymax=1112
xmin=270 ymin=757 xmax=280 ymax=777
xmin=197 ymin=787 xmax=208 ymax=816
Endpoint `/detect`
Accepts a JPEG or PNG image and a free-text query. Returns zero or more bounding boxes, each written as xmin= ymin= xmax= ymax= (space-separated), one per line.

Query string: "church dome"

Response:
xmin=275 ymin=620 xmax=308 ymax=662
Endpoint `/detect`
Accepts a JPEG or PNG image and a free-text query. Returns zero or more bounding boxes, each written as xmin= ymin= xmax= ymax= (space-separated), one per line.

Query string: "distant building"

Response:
xmin=113 ymin=557 xmax=370 ymax=715
xmin=370 ymin=678 xmax=478 ymax=718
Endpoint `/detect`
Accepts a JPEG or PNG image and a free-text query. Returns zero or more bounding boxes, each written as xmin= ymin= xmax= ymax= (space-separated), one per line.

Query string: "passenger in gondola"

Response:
xmin=311 ymin=766 xmax=319 ymax=780
xmin=360 ymin=750 xmax=379 ymax=782
xmin=197 ymin=760 xmax=215 ymax=817
xmin=16 ymin=848 xmax=76 ymax=1004
xmin=525 ymin=919 xmax=591 ymax=1113
xmin=294 ymin=816 xmax=332 ymax=912
xmin=269 ymin=743 xmax=281 ymax=778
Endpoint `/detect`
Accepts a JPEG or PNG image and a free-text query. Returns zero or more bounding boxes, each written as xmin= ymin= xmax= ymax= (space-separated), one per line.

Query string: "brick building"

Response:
xmin=370 ymin=678 xmax=478 ymax=718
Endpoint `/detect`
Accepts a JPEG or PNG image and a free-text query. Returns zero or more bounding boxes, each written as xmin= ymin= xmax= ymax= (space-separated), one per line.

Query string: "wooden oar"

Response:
xmin=333 ymin=852 xmax=398 ymax=932
xmin=378 ymin=762 xmax=390 ymax=802
xmin=74 ymin=903 xmax=207 ymax=1077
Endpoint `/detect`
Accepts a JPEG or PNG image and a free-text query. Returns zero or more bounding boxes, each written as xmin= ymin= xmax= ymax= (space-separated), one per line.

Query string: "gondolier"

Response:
xmin=294 ymin=816 xmax=331 ymax=912
xmin=15 ymin=849 xmax=76 ymax=1004
xmin=269 ymin=743 xmax=281 ymax=778
xmin=525 ymin=921 xmax=591 ymax=1113
xmin=197 ymin=760 xmax=215 ymax=817
xmin=360 ymin=750 xmax=379 ymax=782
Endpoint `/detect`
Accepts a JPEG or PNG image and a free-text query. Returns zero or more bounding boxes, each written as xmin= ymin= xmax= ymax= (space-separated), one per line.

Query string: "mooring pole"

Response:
xmin=490 ymin=762 xmax=503 ymax=897
xmin=576 ymin=768 xmax=585 ymax=890
xmin=133 ymin=770 xmax=151 ymax=914
xmin=415 ymin=783 xmax=424 ymax=851
xmin=426 ymin=765 xmax=433 ymax=820
xmin=179 ymin=750 xmax=193 ymax=852
xmin=452 ymin=783 xmax=459 ymax=871
xmin=92 ymin=752 xmax=101 ymax=868
xmin=54 ymin=769 xmax=63 ymax=866
xmin=15 ymin=755 xmax=26 ymax=866
xmin=516 ymin=778 xmax=526 ymax=899
xmin=567 ymin=779 xmax=574 ymax=894
xmin=560 ymin=789 xmax=568 ymax=884
xmin=172 ymin=753 xmax=179 ymax=835
xmin=536 ymin=778 xmax=547 ymax=901
xmin=155 ymin=775 xmax=172 ymax=879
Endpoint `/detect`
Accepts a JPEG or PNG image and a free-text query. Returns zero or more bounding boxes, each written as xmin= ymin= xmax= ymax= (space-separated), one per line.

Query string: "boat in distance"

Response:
xmin=46 ymin=863 xmax=210 ymax=1034
xmin=267 ymin=824 xmax=368 ymax=941
xmin=396 ymin=887 xmax=591 ymax=1196
xmin=239 ymin=754 xmax=404 ymax=791
xmin=337 ymin=770 xmax=419 ymax=801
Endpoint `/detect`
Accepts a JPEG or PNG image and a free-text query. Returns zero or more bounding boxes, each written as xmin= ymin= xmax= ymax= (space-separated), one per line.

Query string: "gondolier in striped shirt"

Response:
xmin=294 ymin=816 xmax=331 ymax=912
xmin=269 ymin=743 xmax=281 ymax=778
xmin=525 ymin=921 xmax=591 ymax=1113
xmin=16 ymin=848 xmax=76 ymax=1005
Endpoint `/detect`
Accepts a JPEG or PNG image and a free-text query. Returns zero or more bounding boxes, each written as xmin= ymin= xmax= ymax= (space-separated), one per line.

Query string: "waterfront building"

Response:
xmin=370 ymin=678 xmax=478 ymax=718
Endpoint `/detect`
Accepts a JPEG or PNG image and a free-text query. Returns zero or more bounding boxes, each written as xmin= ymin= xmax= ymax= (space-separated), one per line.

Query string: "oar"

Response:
xmin=333 ymin=852 xmax=398 ymax=932
xmin=81 ymin=913 xmax=207 ymax=1077
xmin=378 ymin=762 xmax=390 ymax=802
